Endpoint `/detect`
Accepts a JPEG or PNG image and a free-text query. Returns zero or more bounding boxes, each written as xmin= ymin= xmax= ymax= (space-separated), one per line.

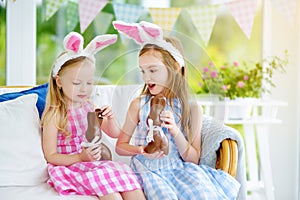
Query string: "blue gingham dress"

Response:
xmin=130 ymin=95 xmax=240 ymax=200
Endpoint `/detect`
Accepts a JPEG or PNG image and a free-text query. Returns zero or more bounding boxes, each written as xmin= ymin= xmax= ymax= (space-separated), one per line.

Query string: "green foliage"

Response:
xmin=198 ymin=51 xmax=289 ymax=100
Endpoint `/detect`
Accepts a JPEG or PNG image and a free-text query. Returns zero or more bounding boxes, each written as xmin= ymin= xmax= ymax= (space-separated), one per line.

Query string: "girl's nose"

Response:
xmin=80 ymin=84 xmax=87 ymax=91
xmin=143 ymin=73 xmax=150 ymax=82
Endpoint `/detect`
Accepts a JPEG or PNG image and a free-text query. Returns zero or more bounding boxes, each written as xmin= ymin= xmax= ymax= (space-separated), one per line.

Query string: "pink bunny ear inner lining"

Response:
xmin=95 ymin=38 xmax=117 ymax=48
xmin=66 ymin=35 xmax=81 ymax=53
xmin=114 ymin=23 xmax=144 ymax=44
xmin=141 ymin=25 xmax=161 ymax=38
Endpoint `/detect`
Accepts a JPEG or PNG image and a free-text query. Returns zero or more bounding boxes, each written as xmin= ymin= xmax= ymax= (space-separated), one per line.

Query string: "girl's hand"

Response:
xmin=80 ymin=144 xmax=102 ymax=162
xmin=160 ymin=110 xmax=180 ymax=137
xmin=142 ymin=151 xmax=165 ymax=159
xmin=137 ymin=146 xmax=164 ymax=159
xmin=98 ymin=105 xmax=114 ymax=119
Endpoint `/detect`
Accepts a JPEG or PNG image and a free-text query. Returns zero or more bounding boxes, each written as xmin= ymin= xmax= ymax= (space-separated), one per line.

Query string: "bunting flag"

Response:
xmin=45 ymin=0 xmax=67 ymax=21
xmin=149 ymin=8 xmax=181 ymax=32
xmin=78 ymin=0 xmax=108 ymax=33
xmin=66 ymin=0 xmax=79 ymax=32
xmin=45 ymin=0 xmax=296 ymax=42
xmin=270 ymin=0 xmax=296 ymax=26
xmin=112 ymin=3 xmax=145 ymax=23
xmin=225 ymin=0 xmax=257 ymax=39
xmin=186 ymin=5 xmax=219 ymax=46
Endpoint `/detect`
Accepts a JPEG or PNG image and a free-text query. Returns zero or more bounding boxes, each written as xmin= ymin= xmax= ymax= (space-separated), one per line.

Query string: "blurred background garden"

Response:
xmin=0 ymin=0 xmax=262 ymax=94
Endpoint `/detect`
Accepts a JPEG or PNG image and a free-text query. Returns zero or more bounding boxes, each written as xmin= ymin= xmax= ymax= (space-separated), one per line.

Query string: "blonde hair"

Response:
xmin=41 ymin=54 xmax=93 ymax=137
xmin=139 ymin=37 xmax=191 ymax=147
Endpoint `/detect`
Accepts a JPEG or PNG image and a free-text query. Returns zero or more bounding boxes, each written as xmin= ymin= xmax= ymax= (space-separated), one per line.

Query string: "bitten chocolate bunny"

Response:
xmin=144 ymin=95 xmax=169 ymax=155
xmin=83 ymin=108 xmax=112 ymax=160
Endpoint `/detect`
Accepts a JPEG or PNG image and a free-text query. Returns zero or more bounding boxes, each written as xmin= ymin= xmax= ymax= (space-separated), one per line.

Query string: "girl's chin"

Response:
xmin=70 ymin=98 xmax=86 ymax=106
xmin=149 ymin=89 xmax=163 ymax=96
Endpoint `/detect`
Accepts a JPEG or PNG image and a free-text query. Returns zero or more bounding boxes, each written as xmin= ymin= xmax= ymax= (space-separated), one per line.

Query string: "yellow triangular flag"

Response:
xmin=149 ymin=8 xmax=181 ymax=32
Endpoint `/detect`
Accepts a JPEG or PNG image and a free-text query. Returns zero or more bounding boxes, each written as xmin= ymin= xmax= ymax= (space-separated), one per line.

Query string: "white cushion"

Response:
xmin=0 ymin=94 xmax=48 ymax=186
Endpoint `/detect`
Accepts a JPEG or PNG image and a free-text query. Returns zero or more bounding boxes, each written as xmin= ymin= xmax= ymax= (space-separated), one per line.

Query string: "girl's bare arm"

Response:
xmin=42 ymin=118 xmax=98 ymax=166
xmin=99 ymin=105 xmax=121 ymax=138
xmin=115 ymin=97 xmax=144 ymax=156
xmin=160 ymin=101 xmax=202 ymax=164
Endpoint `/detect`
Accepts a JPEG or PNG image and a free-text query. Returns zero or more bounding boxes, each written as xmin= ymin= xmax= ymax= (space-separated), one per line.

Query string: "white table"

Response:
xmin=198 ymin=98 xmax=287 ymax=200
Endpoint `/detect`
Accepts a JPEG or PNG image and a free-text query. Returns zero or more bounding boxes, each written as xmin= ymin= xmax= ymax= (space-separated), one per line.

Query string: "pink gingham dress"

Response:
xmin=47 ymin=101 xmax=141 ymax=196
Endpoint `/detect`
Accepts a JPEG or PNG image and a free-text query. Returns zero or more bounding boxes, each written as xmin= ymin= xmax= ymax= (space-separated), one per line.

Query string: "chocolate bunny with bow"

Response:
xmin=82 ymin=108 xmax=112 ymax=160
xmin=144 ymin=95 xmax=169 ymax=155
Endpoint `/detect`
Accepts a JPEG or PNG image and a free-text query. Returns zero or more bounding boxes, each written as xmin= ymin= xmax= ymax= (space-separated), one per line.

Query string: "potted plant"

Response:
xmin=197 ymin=51 xmax=289 ymax=119
xmin=198 ymin=50 xmax=289 ymax=100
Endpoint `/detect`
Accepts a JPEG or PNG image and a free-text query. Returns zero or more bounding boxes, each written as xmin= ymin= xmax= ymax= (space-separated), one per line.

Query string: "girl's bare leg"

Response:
xmin=99 ymin=192 xmax=122 ymax=200
xmin=121 ymin=189 xmax=146 ymax=200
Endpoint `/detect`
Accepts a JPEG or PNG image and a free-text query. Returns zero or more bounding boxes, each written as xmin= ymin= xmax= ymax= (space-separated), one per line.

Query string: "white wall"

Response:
xmin=265 ymin=3 xmax=299 ymax=200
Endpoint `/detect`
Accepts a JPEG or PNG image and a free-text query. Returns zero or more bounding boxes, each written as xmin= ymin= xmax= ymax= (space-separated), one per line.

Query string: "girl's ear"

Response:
xmin=63 ymin=32 xmax=84 ymax=53
xmin=84 ymin=34 xmax=117 ymax=56
xmin=55 ymin=75 xmax=63 ymax=88
xmin=113 ymin=21 xmax=143 ymax=44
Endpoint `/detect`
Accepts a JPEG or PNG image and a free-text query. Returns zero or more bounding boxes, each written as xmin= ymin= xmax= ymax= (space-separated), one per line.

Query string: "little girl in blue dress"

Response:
xmin=113 ymin=20 xmax=240 ymax=199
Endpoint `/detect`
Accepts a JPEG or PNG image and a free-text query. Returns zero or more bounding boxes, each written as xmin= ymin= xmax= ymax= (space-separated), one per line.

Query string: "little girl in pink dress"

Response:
xmin=41 ymin=32 xmax=145 ymax=200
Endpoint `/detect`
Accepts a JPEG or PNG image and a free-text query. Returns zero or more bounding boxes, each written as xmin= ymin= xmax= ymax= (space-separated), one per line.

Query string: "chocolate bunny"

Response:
xmin=144 ymin=95 xmax=169 ymax=155
xmin=83 ymin=108 xmax=112 ymax=160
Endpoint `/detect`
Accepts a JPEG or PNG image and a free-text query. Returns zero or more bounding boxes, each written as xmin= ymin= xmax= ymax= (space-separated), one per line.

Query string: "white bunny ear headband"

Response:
xmin=52 ymin=32 xmax=117 ymax=77
xmin=112 ymin=20 xmax=185 ymax=68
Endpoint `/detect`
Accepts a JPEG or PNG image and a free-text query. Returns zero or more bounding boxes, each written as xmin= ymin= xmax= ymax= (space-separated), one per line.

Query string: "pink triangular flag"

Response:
xmin=226 ymin=0 xmax=257 ymax=39
xmin=186 ymin=5 xmax=218 ymax=46
xmin=79 ymin=0 xmax=108 ymax=33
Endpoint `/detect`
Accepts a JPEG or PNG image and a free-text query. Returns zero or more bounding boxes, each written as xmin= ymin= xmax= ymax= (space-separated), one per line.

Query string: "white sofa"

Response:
xmin=0 ymin=84 xmax=246 ymax=200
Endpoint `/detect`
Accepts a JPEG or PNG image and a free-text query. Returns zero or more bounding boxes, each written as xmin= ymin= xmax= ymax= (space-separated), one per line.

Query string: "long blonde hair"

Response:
xmin=41 ymin=55 xmax=93 ymax=137
xmin=139 ymin=37 xmax=191 ymax=146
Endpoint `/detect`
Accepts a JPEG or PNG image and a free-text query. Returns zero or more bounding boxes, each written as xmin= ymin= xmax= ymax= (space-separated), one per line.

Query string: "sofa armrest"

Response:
xmin=200 ymin=115 xmax=240 ymax=177
xmin=200 ymin=115 xmax=241 ymax=167
xmin=215 ymin=139 xmax=238 ymax=177
xmin=200 ymin=115 xmax=247 ymax=200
